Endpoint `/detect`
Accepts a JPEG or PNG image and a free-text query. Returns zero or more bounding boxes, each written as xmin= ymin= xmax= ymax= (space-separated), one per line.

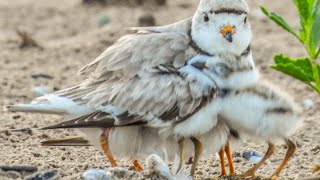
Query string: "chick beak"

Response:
xmin=220 ymin=25 xmax=236 ymax=43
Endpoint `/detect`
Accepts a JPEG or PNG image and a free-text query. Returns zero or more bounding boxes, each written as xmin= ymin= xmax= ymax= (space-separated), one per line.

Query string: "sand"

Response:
xmin=1 ymin=0 xmax=319 ymax=179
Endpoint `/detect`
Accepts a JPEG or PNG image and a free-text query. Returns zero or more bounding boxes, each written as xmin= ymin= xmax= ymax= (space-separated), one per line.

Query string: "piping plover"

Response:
xmin=8 ymin=0 xmax=252 ymax=175
xmin=218 ymin=81 xmax=302 ymax=179
xmin=37 ymin=47 xmax=258 ymax=176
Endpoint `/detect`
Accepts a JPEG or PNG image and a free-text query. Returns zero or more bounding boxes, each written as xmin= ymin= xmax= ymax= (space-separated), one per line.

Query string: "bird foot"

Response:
xmin=271 ymin=175 xmax=279 ymax=180
xmin=241 ymin=170 xmax=256 ymax=178
xmin=133 ymin=160 xmax=143 ymax=172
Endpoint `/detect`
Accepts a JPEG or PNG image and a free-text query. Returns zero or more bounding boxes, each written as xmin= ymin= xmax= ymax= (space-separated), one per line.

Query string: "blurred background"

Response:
xmin=1 ymin=0 xmax=319 ymax=179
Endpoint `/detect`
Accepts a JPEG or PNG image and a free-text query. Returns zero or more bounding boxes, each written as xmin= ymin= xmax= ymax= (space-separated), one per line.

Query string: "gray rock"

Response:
xmin=138 ymin=14 xmax=156 ymax=27
xmin=31 ymin=87 xmax=50 ymax=97
xmin=82 ymin=169 xmax=107 ymax=180
xmin=24 ymin=170 xmax=59 ymax=180
xmin=242 ymin=150 xmax=262 ymax=164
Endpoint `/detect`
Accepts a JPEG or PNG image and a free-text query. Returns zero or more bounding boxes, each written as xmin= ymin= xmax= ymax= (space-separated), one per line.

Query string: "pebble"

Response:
xmin=12 ymin=115 xmax=21 ymax=119
xmin=25 ymin=170 xmax=59 ymax=180
xmin=154 ymin=0 xmax=166 ymax=5
xmin=31 ymin=87 xmax=50 ymax=97
xmin=242 ymin=150 xmax=262 ymax=164
xmin=303 ymin=99 xmax=314 ymax=109
xmin=98 ymin=16 xmax=111 ymax=28
xmin=138 ymin=14 xmax=156 ymax=27
xmin=82 ymin=169 xmax=107 ymax=180
xmin=31 ymin=73 xmax=53 ymax=79
xmin=0 ymin=165 xmax=38 ymax=172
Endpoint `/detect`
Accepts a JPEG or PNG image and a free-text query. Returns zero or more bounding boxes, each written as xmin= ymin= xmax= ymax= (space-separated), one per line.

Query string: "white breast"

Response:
xmin=173 ymin=98 xmax=223 ymax=137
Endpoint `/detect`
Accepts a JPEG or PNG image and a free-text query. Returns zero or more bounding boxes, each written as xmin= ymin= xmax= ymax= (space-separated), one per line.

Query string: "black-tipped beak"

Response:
xmin=220 ymin=25 xmax=236 ymax=43
xmin=225 ymin=32 xmax=233 ymax=43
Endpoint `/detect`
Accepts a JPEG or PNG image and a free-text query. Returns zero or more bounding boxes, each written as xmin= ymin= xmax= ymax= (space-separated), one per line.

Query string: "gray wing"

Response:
xmin=33 ymin=18 xmax=196 ymax=106
xmin=42 ymin=64 xmax=218 ymax=129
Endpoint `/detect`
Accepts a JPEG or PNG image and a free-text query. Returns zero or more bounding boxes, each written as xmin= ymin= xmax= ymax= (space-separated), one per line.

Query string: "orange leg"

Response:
xmin=243 ymin=142 xmax=276 ymax=177
xmin=219 ymin=147 xmax=227 ymax=176
xmin=271 ymin=140 xmax=296 ymax=179
xmin=133 ymin=160 xmax=143 ymax=172
xmin=225 ymin=142 xmax=235 ymax=175
xmin=100 ymin=132 xmax=117 ymax=167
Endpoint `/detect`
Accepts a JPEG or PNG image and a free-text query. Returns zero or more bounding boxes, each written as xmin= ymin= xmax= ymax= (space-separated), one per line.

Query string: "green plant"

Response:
xmin=261 ymin=0 xmax=320 ymax=94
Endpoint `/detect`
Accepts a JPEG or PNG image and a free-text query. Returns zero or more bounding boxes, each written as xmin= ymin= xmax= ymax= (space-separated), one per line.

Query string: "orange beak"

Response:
xmin=220 ymin=25 xmax=236 ymax=43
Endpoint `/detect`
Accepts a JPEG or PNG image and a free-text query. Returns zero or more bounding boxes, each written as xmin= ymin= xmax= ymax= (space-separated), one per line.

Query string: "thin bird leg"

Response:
xmin=133 ymin=160 xmax=143 ymax=172
xmin=271 ymin=139 xmax=296 ymax=179
xmin=176 ymin=138 xmax=186 ymax=174
xmin=100 ymin=128 xmax=117 ymax=167
xmin=219 ymin=147 xmax=227 ymax=176
xmin=243 ymin=142 xmax=276 ymax=177
xmin=190 ymin=137 xmax=203 ymax=176
xmin=225 ymin=142 xmax=235 ymax=175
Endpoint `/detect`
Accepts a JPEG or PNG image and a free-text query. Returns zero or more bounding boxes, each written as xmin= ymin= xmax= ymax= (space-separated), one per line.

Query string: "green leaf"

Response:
xmin=272 ymin=54 xmax=314 ymax=83
xmin=310 ymin=9 xmax=320 ymax=58
xmin=292 ymin=0 xmax=314 ymax=47
xmin=260 ymin=6 xmax=301 ymax=41
xmin=292 ymin=0 xmax=313 ymax=22
xmin=312 ymin=0 xmax=320 ymax=16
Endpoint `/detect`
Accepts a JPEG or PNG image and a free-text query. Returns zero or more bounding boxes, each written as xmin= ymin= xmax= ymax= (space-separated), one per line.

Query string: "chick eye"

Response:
xmin=244 ymin=16 xmax=248 ymax=23
xmin=204 ymin=14 xmax=209 ymax=22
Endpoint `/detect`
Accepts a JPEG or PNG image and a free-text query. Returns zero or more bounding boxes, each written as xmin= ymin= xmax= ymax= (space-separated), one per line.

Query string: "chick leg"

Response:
xmin=225 ymin=142 xmax=235 ymax=175
xmin=176 ymin=138 xmax=186 ymax=174
xmin=271 ymin=139 xmax=296 ymax=178
xmin=219 ymin=147 xmax=227 ymax=176
xmin=243 ymin=142 xmax=276 ymax=177
xmin=100 ymin=129 xmax=117 ymax=167
xmin=190 ymin=137 xmax=203 ymax=176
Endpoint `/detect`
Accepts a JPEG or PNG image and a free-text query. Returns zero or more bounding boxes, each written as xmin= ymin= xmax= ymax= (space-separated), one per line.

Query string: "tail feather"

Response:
xmin=7 ymin=104 xmax=65 ymax=115
xmin=7 ymin=95 xmax=95 ymax=118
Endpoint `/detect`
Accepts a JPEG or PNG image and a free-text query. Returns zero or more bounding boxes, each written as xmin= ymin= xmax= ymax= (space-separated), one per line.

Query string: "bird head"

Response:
xmin=189 ymin=46 xmax=259 ymax=91
xmin=191 ymin=0 xmax=251 ymax=56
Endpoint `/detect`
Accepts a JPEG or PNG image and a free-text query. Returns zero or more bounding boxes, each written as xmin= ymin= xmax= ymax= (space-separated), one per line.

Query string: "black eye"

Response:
xmin=204 ymin=14 xmax=209 ymax=22
xmin=244 ymin=17 xmax=247 ymax=23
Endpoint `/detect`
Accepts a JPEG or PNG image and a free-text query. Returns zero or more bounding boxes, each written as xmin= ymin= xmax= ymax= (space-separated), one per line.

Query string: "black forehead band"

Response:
xmin=212 ymin=8 xmax=247 ymax=15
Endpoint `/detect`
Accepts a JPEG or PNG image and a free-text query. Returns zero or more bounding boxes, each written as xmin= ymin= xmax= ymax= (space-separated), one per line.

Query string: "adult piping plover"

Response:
xmin=38 ymin=47 xmax=258 ymax=176
xmin=8 ymin=0 xmax=252 ymax=174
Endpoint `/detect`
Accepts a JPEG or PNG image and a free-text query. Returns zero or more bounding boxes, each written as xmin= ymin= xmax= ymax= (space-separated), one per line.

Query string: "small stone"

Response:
xmin=31 ymin=73 xmax=53 ymax=80
xmin=32 ymin=152 xmax=41 ymax=158
xmin=11 ymin=128 xmax=32 ymax=135
xmin=12 ymin=115 xmax=21 ymax=119
xmin=242 ymin=150 xmax=262 ymax=163
xmin=313 ymin=164 xmax=320 ymax=173
xmin=138 ymin=14 xmax=156 ymax=27
xmin=0 ymin=165 xmax=37 ymax=172
xmin=196 ymin=170 xmax=203 ymax=175
xmin=82 ymin=169 xmax=107 ymax=180
xmin=303 ymin=99 xmax=314 ymax=109
xmin=82 ymin=0 xmax=106 ymax=4
xmin=154 ymin=0 xmax=166 ymax=5
xmin=32 ymin=87 xmax=50 ymax=97
xmin=98 ymin=16 xmax=111 ymax=28
xmin=25 ymin=170 xmax=59 ymax=180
